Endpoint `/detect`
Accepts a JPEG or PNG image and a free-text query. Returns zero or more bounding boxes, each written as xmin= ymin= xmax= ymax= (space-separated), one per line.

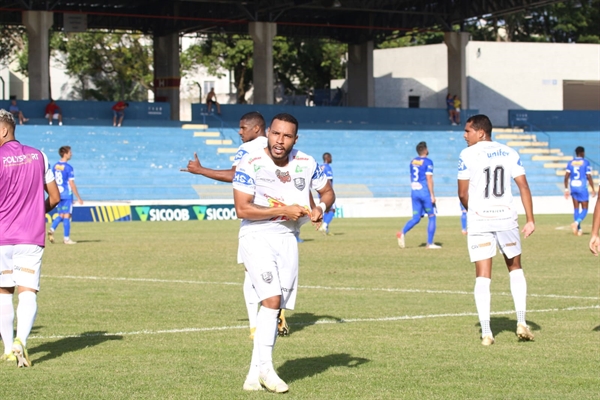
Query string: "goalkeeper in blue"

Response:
xmin=564 ymin=146 xmax=596 ymax=236
xmin=397 ymin=141 xmax=440 ymax=249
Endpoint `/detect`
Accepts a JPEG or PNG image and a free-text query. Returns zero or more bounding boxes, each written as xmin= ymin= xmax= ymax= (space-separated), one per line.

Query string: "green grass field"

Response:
xmin=1 ymin=215 xmax=598 ymax=399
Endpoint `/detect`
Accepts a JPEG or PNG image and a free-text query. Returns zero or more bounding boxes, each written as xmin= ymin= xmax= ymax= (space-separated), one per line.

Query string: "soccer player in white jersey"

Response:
xmin=233 ymin=113 xmax=335 ymax=393
xmin=0 ymin=109 xmax=60 ymax=367
xmin=457 ymin=114 xmax=535 ymax=346
xmin=181 ymin=112 xmax=282 ymax=338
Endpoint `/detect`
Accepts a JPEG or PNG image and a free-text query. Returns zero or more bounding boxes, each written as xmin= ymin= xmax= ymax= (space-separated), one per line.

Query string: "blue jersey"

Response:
xmin=409 ymin=156 xmax=433 ymax=198
xmin=566 ymin=157 xmax=591 ymax=193
xmin=321 ymin=163 xmax=333 ymax=186
xmin=53 ymin=161 xmax=75 ymax=199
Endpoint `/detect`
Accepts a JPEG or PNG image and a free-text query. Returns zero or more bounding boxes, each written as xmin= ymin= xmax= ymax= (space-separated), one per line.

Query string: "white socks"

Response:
xmin=0 ymin=293 xmax=14 ymax=354
xmin=16 ymin=291 xmax=37 ymax=346
xmin=474 ymin=277 xmax=492 ymax=336
xmin=509 ymin=269 xmax=527 ymax=325
xmin=243 ymin=271 xmax=259 ymax=330
xmin=255 ymin=306 xmax=279 ymax=372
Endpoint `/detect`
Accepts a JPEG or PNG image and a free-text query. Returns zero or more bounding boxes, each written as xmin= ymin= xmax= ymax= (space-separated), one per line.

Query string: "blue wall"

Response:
xmin=509 ymin=110 xmax=600 ymax=131
xmin=1 ymin=100 xmax=171 ymax=123
xmin=192 ymin=104 xmax=479 ymax=130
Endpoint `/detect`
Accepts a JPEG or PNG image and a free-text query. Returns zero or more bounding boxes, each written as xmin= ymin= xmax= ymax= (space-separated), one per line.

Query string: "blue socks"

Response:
xmin=51 ymin=216 xmax=63 ymax=231
xmin=427 ymin=215 xmax=437 ymax=245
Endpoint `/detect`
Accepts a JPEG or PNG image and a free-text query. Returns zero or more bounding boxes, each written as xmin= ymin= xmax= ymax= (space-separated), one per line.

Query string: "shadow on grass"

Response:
xmin=29 ymin=331 xmax=123 ymax=365
xmin=278 ymin=353 xmax=370 ymax=383
xmin=593 ymin=325 xmax=600 ymax=332
xmin=476 ymin=316 xmax=541 ymax=338
xmin=286 ymin=312 xmax=345 ymax=336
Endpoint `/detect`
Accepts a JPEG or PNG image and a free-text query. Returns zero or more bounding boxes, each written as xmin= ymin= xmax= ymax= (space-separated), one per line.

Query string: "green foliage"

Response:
xmin=1 ymin=215 xmax=596 ymax=399
xmin=181 ymin=34 xmax=346 ymax=101
xmin=464 ymin=0 xmax=600 ymax=43
xmin=0 ymin=25 xmax=27 ymax=71
xmin=378 ymin=28 xmax=445 ymax=49
xmin=52 ymin=31 xmax=153 ymax=101
xmin=181 ymin=34 xmax=253 ymax=104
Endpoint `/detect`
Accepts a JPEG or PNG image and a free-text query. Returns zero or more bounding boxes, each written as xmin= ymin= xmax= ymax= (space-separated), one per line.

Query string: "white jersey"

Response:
xmin=232 ymin=135 xmax=268 ymax=168
xmin=233 ymin=148 xmax=328 ymax=236
xmin=457 ymin=141 xmax=526 ymax=233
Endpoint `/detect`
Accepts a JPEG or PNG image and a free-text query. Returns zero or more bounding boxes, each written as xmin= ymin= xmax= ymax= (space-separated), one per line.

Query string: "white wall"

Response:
xmin=373 ymin=43 xmax=447 ymax=108
xmin=467 ymin=41 xmax=600 ymax=126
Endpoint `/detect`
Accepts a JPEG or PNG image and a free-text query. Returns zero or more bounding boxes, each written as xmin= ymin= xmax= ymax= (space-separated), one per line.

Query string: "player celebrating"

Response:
xmin=318 ymin=152 xmax=335 ymax=236
xmin=48 ymin=146 xmax=84 ymax=245
xmin=181 ymin=112 xmax=290 ymax=339
xmin=0 ymin=109 xmax=60 ymax=367
xmin=458 ymin=114 xmax=535 ymax=346
xmin=233 ymin=113 xmax=334 ymax=393
xmin=564 ymin=146 xmax=596 ymax=236
xmin=397 ymin=141 xmax=440 ymax=249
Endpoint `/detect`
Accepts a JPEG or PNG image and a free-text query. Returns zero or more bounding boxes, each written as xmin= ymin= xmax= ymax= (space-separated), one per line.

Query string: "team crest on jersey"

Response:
xmin=276 ymin=169 xmax=291 ymax=183
xmin=293 ymin=177 xmax=305 ymax=191
xmin=262 ymin=272 xmax=273 ymax=284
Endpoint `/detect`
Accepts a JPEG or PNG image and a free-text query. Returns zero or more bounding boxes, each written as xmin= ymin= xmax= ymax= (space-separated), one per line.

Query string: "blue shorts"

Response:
xmin=411 ymin=191 xmax=434 ymax=217
xmin=57 ymin=198 xmax=73 ymax=214
xmin=571 ymin=189 xmax=589 ymax=202
xmin=113 ymin=110 xmax=125 ymax=117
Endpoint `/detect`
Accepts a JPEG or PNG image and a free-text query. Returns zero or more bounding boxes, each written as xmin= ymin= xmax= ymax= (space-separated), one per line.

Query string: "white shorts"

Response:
xmin=0 ymin=245 xmax=44 ymax=291
xmin=238 ymin=232 xmax=298 ymax=310
xmin=467 ymin=228 xmax=522 ymax=263
xmin=45 ymin=113 xmax=60 ymax=119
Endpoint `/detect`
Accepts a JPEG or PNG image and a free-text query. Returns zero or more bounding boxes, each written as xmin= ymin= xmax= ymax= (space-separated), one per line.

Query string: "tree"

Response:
xmin=181 ymin=34 xmax=253 ymax=104
xmin=378 ymin=28 xmax=445 ymax=49
xmin=0 ymin=25 xmax=27 ymax=72
xmin=52 ymin=31 xmax=153 ymax=101
xmin=181 ymin=34 xmax=346 ymax=103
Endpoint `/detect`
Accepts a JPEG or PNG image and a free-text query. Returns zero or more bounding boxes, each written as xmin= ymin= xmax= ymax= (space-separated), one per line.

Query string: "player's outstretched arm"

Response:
xmin=514 ymin=175 xmax=535 ymax=238
xmin=589 ymin=200 xmax=600 ymax=256
xmin=181 ymin=152 xmax=236 ymax=182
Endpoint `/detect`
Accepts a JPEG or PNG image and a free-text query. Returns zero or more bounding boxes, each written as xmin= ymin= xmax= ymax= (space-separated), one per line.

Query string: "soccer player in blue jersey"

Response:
xmin=47 ymin=146 xmax=83 ymax=245
xmin=564 ymin=146 xmax=596 ymax=236
xmin=318 ymin=152 xmax=335 ymax=236
xmin=397 ymin=141 xmax=441 ymax=249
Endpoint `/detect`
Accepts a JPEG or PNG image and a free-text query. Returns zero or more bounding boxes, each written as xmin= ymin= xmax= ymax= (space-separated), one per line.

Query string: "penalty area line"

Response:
xmin=43 ymin=275 xmax=600 ymax=301
xmin=28 ymin=305 xmax=599 ymax=341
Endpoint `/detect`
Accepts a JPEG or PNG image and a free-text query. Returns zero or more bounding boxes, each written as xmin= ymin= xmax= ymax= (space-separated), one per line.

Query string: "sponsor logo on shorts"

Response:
xmin=503 ymin=242 xmax=517 ymax=247
xmin=262 ymin=272 xmax=273 ymax=284
xmin=14 ymin=266 xmax=35 ymax=274
xmin=293 ymin=177 xmax=305 ymax=191
xmin=1 ymin=270 xmax=13 ymax=275
xmin=276 ymin=169 xmax=291 ymax=183
xmin=471 ymin=242 xmax=492 ymax=250
xmin=281 ymin=287 xmax=294 ymax=293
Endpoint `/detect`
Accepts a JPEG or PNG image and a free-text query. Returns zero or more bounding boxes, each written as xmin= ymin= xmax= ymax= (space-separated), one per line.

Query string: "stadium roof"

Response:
xmin=0 ymin=0 xmax=561 ymax=42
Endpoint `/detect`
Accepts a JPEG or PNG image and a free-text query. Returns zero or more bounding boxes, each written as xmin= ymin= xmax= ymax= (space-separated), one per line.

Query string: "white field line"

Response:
xmin=42 ymin=274 xmax=599 ymax=300
xmin=29 ymin=305 xmax=599 ymax=341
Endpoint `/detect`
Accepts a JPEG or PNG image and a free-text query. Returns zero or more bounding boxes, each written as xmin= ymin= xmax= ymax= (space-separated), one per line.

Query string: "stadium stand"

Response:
xmin=15 ymin=122 xmax=595 ymax=201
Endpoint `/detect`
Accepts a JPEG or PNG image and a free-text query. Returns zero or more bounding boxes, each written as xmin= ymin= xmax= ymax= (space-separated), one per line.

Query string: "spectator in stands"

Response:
xmin=446 ymin=94 xmax=455 ymax=124
xmin=589 ymin=199 xmax=600 ymax=256
xmin=206 ymin=88 xmax=221 ymax=115
xmin=45 ymin=99 xmax=63 ymax=126
xmin=9 ymin=99 xmax=28 ymax=125
xmin=453 ymin=95 xmax=461 ymax=125
xmin=564 ymin=146 xmax=596 ymax=236
xmin=112 ymin=101 xmax=129 ymax=127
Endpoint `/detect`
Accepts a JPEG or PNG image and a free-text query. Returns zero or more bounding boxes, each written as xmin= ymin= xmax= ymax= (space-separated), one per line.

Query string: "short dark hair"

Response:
xmin=240 ymin=111 xmax=266 ymax=132
xmin=124 ymin=102 xmax=129 ymax=107
xmin=58 ymin=146 xmax=71 ymax=157
xmin=416 ymin=141 xmax=427 ymax=155
xmin=466 ymin=114 xmax=493 ymax=136
xmin=575 ymin=146 xmax=585 ymax=155
xmin=270 ymin=113 xmax=299 ymax=135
